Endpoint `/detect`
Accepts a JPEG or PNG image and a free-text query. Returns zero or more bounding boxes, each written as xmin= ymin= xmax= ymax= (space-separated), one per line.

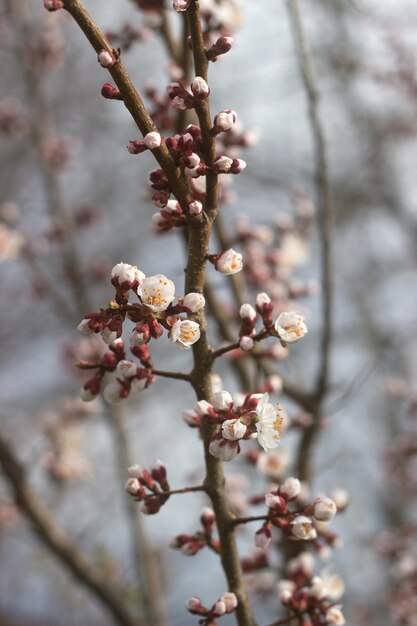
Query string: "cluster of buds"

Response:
xmin=125 ymin=460 xmax=170 ymax=515
xmin=76 ymin=263 xmax=205 ymax=403
xmin=171 ymin=507 xmax=219 ymax=556
xmin=167 ymin=76 xmax=210 ymax=111
xmin=184 ymin=392 xmax=285 ymax=460
xmin=254 ymin=479 xmax=340 ymax=550
xmin=77 ymin=337 xmax=155 ymax=405
xmin=185 ymin=592 xmax=238 ymax=625
xmin=276 ymin=552 xmax=345 ymax=625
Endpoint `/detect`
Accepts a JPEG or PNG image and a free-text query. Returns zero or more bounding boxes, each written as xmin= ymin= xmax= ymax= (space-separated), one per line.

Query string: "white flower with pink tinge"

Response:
xmin=222 ymin=418 xmax=246 ymax=441
xmin=254 ymin=393 xmax=284 ymax=451
xmin=216 ymin=248 xmax=243 ymax=275
xmin=275 ymin=311 xmax=308 ymax=344
xmin=169 ymin=319 xmax=201 ymax=349
xmin=137 ymin=274 xmax=175 ymax=312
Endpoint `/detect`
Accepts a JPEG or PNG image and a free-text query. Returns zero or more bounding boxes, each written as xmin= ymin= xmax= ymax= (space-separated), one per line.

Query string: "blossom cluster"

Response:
xmin=184 ymin=391 xmax=285 ymax=459
xmin=253 ymin=479 xmax=341 ymax=549
xmin=185 ymin=592 xmax=238 ymax=626
xmin=276 ymin=552 xmax=345 ymax=625
xmin=76 ymin=262 xmax=204 ymax=402
xmin=124 ymin=460 xmax=170 ymax=515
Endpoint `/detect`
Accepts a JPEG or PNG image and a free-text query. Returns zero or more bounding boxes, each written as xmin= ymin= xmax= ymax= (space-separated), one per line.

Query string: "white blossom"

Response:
xmin=116 ymin=360 xmax=137 ymax=379
xmin=103 ymin=381 xmax=124 ymax=405
xmin=101 ymin=327 xmax=118 ymax=345
xmin=290 ymin=515 xmax=317 ymax=541
xmin=222 ymin=418 xmax=247 ymax=441
xmin=254 ymin=393 xmax=284 ymax=451
xmin=216 ymin=248 xmax=243 ymax=275
xmin=240 ymin=303 xmax=257 ymax=320
xmin=212 ymin=390 xmax=233 ymax=411
xmin=111 ymin=262 xmax=145 ymax=286
xmin=256 ymin=448 xmax=290 ymax=481
xmin=195 ymin=400 xmax=213 ymax=416
xmin=275 ymin=311 xmax=308 ymax=344
xmin=209 ymin=438 xmax=238 ymax=462
xmin=239 ymin=336 xmax=254 ymax=351
xmin=214 ymin=109 xmax=237 ymax=132
xmin=313 ymin=496 xmax=337 ymax=522
xmin=137 ymin=274 xmax=175 ymax=312
xmin=280 ymin=477 xmax=301 ymax=500
xmin=77 ymin=318 xmax=94 ymax=335
xmin=191 ymin=76 xmax=209 ymax=97
xmin=308 ymin=576 xmax=327 ymax=600
xmin=169 ymin=319 xmax=201 ymax=349
xmin=325 ymin=605 xmax=346 ymax=625
xmin=220 ymin=592 xmax=238 ymax=613
xmin=182 ymin=292 xmax=205 ymax=312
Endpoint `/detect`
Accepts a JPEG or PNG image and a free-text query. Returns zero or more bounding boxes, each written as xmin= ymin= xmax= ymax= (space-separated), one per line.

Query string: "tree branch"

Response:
xmin=0 ymin=432 xmax=141 ymax=626
xmin=62 ymin=0 xmax=191 ymax=210
xmin=287 ymin=0 xmax=335 ymax=481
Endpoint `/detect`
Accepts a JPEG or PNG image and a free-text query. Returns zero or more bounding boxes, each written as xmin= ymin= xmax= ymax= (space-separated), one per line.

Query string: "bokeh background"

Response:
xmin=1 ymin=0 xmax=417 ymax=624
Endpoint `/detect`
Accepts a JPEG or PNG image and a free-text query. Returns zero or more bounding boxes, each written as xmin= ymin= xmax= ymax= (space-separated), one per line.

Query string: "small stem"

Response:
xmin=158 ymin=485 xmax=206 ymax=496
xmin=210 ymin=330 xmax=269 ymax=360
xmin=229 ymin=514 xmax=269 ymax=527
xmin=152 ymin=368 xmax=191 ymax=382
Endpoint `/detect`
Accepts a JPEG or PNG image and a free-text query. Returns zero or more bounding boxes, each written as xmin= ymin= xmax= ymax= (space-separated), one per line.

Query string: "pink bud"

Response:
xmin=200 ymin=507 xmax=216 ymax=530
xmin=219 ymin=592 xmax=238 ymax=613
xmin=98 ymin=49 xmax=116 ymax=68
xmin=188 ymin=200 xmax=203 ymax=215
xmin=191 ymin=77 xmax=210 ymax=99
xmin=212 ymin=601 xmax=226 ymax=617
xmin=101 ymin=83 xmax=123 ymax=100
xmin=173 ymin=0 xmax=190 ymax=11
xmin=144 ymin=131 xmax=162 ymax=149
xmin=239 ymin=336 xmax=254 ymax=351
xmin=43 ymin=0 xmax=63 ymax=10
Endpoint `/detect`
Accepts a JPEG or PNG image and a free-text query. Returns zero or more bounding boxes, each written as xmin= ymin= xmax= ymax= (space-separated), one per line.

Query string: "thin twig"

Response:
xmin=158 ymin=484 xmax=206 ymax=496
xmin=229 ymin=514 xmax=269 ymax=527
xmin=287 ymin=0 xmax=335 ymax=482
xmin=152 ymin=368 xmax=191 ymax=381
